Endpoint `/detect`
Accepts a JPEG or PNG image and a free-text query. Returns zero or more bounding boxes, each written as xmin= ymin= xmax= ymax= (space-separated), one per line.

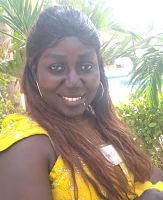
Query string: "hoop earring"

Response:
xmin=36 ymin=80 xmax=42 ymax=97
xmin=87 ymin=105 xmax=95 ymax=116
xmin=96 ymin=82 xmax=104 ymax=102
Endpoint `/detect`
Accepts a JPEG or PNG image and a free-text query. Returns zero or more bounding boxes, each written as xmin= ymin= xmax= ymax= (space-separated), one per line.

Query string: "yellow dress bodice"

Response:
xmin=0 ymin=114 xmax=163 ymax=200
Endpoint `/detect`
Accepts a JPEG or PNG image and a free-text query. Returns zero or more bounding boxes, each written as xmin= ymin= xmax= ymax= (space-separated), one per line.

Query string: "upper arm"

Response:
xmin=150 ymin=167 xmax=163 ymax=183
xmin=0 ymin=135 xmax=56 ymax=200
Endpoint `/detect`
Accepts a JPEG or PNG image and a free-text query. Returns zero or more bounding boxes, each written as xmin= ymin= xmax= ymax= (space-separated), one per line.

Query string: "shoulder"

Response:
xmin=1 ymin=113 xmax=47 ymax=134
xmin=0 ymin=134 xmax=55 ymax=200
xmin=0 ymin=113 xmax=47 ymax=151
xmin=0 ymin=114 xmax=57 ymax=199
xmin=0 ymin=133 xmax=57 ymax=172
xmin=0 ymin=113 xmax=57 ymax=170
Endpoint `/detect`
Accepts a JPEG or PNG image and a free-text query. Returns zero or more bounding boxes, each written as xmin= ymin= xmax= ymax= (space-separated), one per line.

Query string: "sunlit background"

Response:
xmin=107 ymin=0 xmax=163 ymax=35
xmin=98 ymin=0 xmax=163 ymax=104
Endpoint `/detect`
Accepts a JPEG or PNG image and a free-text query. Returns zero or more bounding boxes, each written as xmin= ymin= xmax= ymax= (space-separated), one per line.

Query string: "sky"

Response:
xmin=107 ymin=0 xmax=163 ymax=35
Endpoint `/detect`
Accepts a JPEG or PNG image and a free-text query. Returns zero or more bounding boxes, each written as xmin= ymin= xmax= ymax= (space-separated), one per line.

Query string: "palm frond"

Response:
xmin=129 ymin=43 xmax=163 ymax=107
xmin=0 ymin=0 xmax=45 ymax=41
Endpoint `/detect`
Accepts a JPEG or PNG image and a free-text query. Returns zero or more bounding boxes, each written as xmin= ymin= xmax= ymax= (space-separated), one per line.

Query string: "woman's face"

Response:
xmin=36 ymin=37 xmax=100 ymax=117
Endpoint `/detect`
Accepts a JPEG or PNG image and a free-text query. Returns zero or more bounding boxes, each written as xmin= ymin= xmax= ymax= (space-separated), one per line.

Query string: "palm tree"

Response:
xmin=0 ymin=0 xmax=49 ymax=114
xmin=0 ymin=0 xmax=46 ymax=77
xmin=128 ymin=34 xmax=163 ymax=107
xmin=0 ymin=0 xmax=45 ymax=42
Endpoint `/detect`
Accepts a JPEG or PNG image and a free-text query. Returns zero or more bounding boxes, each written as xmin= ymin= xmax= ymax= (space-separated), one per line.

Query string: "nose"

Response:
xmin=64 ymin=70 xmax=83 ymax=88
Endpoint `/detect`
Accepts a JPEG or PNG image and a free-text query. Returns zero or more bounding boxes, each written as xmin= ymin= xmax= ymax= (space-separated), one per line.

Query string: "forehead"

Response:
xmin=40 ymin=36 xmax=97 ymax=59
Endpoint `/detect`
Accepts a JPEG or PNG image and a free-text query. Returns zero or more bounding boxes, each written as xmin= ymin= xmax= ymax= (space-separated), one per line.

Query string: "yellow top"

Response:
xmin=0 ymin=114 xmax=163 ymax=200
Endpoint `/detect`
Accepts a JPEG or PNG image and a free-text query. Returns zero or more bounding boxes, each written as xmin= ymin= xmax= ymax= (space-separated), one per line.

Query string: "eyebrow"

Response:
xmin=78 ymin=50 xmax=96 ymax=60
xmin=43 ymin=50 xmax=96 ymax=61
xmin=43 ymin=53 xmax=66 ymax=61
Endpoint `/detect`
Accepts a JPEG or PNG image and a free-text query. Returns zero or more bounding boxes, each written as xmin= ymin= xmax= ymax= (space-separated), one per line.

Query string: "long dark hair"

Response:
xmin=21 ymin=6 xmax=152 ymax=200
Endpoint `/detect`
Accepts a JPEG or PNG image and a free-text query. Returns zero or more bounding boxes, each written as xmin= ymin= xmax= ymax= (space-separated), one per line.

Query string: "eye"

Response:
xmin=49 ymin=64 xmax=65 ymax=74
xmin=80 ymin=64 xmax=94 ymax=72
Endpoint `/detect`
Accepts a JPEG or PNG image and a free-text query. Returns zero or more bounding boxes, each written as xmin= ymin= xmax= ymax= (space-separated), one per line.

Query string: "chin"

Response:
xmin=59 ymin=108 xmax=86 ymax=118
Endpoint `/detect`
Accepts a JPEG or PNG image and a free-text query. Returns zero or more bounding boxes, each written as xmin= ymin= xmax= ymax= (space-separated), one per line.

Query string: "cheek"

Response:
xmin=37 ymin=70 xmax=61 ymax=91
xmin=87 ymin=71 xmax=100 ymax=90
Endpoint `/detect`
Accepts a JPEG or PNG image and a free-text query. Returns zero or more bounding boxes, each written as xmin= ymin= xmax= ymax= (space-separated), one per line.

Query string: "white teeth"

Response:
xmin=63 ymin=96 xmax=82 ymax=102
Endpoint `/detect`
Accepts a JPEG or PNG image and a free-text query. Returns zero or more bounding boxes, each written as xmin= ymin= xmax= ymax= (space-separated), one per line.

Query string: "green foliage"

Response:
xmin=0 ymin=0 xmax=45 ymax=42
xmin=128 ymin=34 xmax=163 ymax=108
xmin=117 ymin=95 xmax=163 ymax=168
xmin=100 ymin=31 xmax=140 ymax=64
xmin=0 ymin=43 xmax=24 ymax=78
xmin=0 ymin=0 xmax=46 ymax=78
xmin=0 ymin=73 xmax=22 ymax=127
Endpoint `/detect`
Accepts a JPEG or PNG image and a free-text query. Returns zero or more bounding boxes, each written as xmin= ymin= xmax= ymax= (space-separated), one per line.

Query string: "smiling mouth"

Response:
xmin=59 ymin=95 xmax=85 ymax=106
xmin=62 ymin=96 xmax=82 ymax=102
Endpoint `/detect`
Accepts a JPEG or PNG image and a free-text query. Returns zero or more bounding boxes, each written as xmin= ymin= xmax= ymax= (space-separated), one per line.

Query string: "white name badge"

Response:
xmin=100 ymin=145 xmax=122 ymax=165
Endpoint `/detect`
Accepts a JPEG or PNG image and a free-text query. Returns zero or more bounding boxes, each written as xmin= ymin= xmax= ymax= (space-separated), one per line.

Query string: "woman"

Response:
xmin=0 ymin=6 xmax=163 ymax=200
